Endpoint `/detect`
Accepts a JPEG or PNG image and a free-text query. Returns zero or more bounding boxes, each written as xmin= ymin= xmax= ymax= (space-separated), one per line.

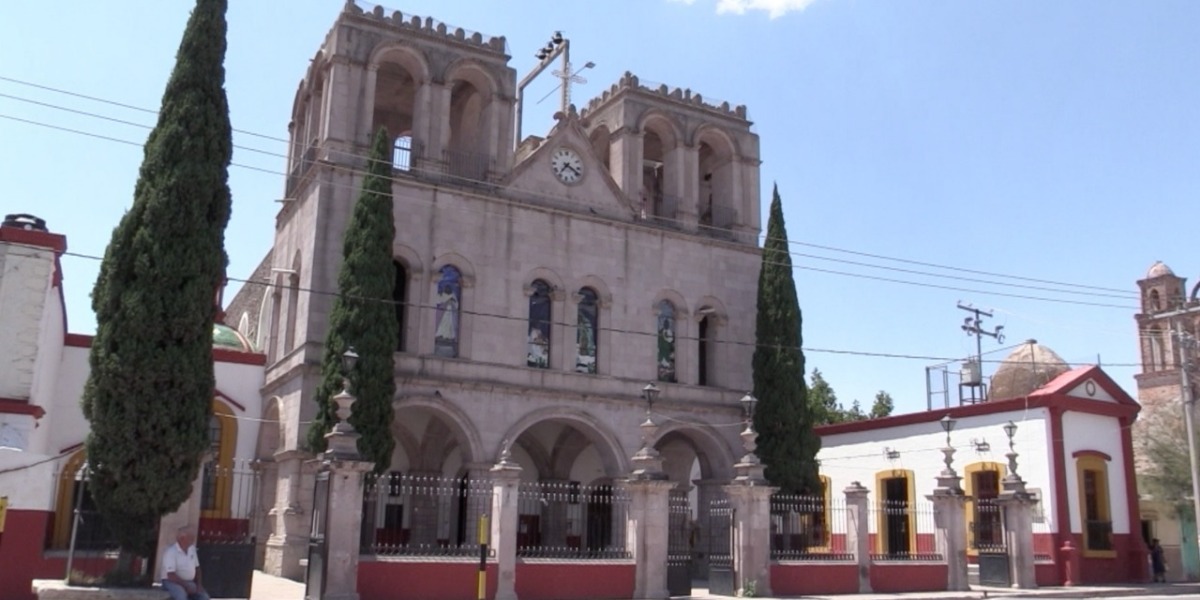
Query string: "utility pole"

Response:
xmin=958 ymin=302 xmax=1005 ymax=367
xmin=1172 ymin=315 xmax=1200 ymax=558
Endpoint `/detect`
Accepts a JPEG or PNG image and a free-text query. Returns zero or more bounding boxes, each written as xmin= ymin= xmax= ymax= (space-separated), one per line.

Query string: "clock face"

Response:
xmin=550 ymin=147 xmax=584 ymax=184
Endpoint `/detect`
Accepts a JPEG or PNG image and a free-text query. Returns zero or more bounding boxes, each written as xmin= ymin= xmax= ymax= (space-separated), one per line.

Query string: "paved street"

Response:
xmin=248 ymin=569 xmax=1200 ymax=600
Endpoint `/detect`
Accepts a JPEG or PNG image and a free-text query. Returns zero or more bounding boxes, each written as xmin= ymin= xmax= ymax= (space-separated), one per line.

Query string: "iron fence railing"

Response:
xmin=360 ymin=473 xmax=493 ymax=557
xmin=516 ymin=481 xmax=630 ymax=559
xmin=770 ymin=493 xmax=852 ymax=561
xmin=868 ymin=500 xmax=942 ymax=561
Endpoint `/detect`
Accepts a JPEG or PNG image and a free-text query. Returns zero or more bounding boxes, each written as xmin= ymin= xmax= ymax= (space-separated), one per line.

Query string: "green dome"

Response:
xmin=213 ymin=323 xmax=255 ymax=353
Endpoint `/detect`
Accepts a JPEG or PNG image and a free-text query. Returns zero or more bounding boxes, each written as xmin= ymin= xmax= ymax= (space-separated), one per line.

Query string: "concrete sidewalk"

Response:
xmin=247 ymin=570 xmax=1200 ymax=600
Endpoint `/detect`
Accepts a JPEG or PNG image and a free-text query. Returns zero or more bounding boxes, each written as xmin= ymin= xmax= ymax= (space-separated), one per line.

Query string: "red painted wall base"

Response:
xmin=771 ymin=562 xmax=858 ymax=595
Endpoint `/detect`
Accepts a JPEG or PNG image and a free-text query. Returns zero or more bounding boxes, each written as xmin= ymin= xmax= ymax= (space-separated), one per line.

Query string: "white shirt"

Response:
xmin=161 ymin=542 xmax=200 ymax=582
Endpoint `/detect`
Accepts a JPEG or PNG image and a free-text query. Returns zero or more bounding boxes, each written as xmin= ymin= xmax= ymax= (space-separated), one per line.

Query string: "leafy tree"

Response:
xmin=81 ymin=0 xmax=232 ymax=568
xmin=846 ymin=399 xmax=866 ymax=421
xmin=1138 ymin=403 xmax=1196 ymax=519
xmin=808 ymin=369 xmax=842 ymax=425
xmin=870 ymin=391 xmax=895 ymax=419
xmin=752 ymin=185 xmax=820 ymax=494
xmin=306 ymin=127 xmax=397 ymax=475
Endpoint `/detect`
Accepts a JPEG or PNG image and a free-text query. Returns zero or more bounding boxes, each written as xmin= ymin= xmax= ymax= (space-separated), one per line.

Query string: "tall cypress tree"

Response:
xmin=751 ymin=185 xmax=820 ymax=494
xmin=306 ymin=127 xmax=397 ymax=475
xmin=81 ymin=0 xmax=232 ymax=564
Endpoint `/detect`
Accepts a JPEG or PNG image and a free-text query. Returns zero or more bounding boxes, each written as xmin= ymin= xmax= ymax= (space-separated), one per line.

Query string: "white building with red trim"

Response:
xmin=816 ymin=345 xmax=1148 ymax=587
xmin=0 ymin=215 xmax=266 ymax=600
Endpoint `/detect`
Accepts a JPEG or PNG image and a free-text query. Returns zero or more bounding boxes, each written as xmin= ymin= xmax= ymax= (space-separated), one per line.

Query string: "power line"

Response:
xmin=0 ymin=239 xmax=1136 ymax=368
xmin=0 ymin=76 xmax=1143 ymax=302
xmin=0 ymin=107 xmax=1139 ymax=312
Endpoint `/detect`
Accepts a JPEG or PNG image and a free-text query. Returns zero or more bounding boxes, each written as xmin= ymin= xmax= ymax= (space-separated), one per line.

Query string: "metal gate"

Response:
xmin=305 ymin=471 xmax=330 ymax=600
xmin=707 ymin=497 xmax=735 ymax=596
xmin=975 ymin=498 xmax=1010 ymax=587
xmin=196 ymin=462 xmax=260 ymax=598
xmin=667 ymin=492 xmax=692 ymax=597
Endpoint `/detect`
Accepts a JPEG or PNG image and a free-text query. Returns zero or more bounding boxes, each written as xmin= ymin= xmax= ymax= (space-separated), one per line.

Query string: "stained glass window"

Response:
xmin=656 ymin=300 xmax=676 ymax=383
xmin=576 ymin=288 xmax=599 ymax=374
xmin=527 ymin=280 xmax=552 ymax=368
xmin=434 ymin=265 xmax=462 ymax=358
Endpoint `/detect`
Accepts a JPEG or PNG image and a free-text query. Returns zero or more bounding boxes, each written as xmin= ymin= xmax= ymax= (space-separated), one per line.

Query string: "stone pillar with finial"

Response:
xmin=994 ymin=420 xmax=1037 ymax=589
xmin=623 ymin=383 xmax=675 ymax=600
xmin=490 ymin=440 xmax=523 ymax=600
xmin=926 ymin=414 xmax=969 ymax=591
xmin=308 ymin=348 xmax=375 ymax=600
xmin=843 ymin=481 xmax=873 ymax=593
xmin=723 ymin=393 xmax=776 ymax=597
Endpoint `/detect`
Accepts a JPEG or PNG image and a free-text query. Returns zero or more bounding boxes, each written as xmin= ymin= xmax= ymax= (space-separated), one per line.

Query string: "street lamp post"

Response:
xmin=630 ymin=383 xmax=666 ymax=480
xmin=324 ymin=347 xmax=361 ymax=460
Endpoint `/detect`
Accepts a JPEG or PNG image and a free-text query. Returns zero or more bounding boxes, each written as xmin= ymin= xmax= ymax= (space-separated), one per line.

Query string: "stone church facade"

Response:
xmin=221 ymin=2 xmax=765 ymax=579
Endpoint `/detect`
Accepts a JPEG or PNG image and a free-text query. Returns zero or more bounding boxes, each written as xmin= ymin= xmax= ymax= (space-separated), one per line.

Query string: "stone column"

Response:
xmin=926 ymin=445 xmax=969 ymax=592
xmin=265 ymin=448 xmax=317 ymax=580
xmin=843 ymin=482 xmax=872 ymax=593
xmin=723 ymin=425 xmax=777 ymax=597
xmin=995 ymin=476 xmax=1037 ymax=589
xmin=995 ymin=431 xmax=1037 ymax=589
xmin=490 ymin=450 xmax=523 ymax=600
xmin=312 ymin=388 xmax=375 ymax=600
xmin=624 ymin=412 xmax=672 ymax=600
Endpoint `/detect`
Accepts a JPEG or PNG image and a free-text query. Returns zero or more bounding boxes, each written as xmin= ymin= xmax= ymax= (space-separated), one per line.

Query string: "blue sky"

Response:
xmin=2 ymin=0 xmax=1197 ymax=416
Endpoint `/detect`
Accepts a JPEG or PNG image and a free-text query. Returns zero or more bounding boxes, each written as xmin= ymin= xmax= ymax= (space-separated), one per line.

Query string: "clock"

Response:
xmin=550 ymin=147 xmax=584 ymax=184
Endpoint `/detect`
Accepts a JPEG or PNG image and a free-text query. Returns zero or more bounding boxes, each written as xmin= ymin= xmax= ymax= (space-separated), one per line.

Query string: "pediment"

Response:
xmin=504 ymin=111 xmax=633 ymax=220
xmin=1065 ymin=378 xmax=1116 ymax=403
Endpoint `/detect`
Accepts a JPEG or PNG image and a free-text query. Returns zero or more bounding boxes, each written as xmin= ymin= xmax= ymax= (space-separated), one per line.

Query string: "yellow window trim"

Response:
xmin=963 ymin=461 xmax=1006 ymax=557
xmin=52 ymin=449 xmax=88 ymax=549
xmin=1075 ymin=454 xmax=1116 ymax=559
xmin=874 ymin=468 xmax=917 ymax=554
xmin=202 ymin=399 xmax=238 ymax=519
xmin=810 ymin=475 xmax=833 ymax=552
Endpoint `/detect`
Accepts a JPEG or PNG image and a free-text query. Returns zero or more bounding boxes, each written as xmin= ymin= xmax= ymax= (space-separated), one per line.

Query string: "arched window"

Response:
xmin=1075 ymin=452 xmax=1114 ymax=556
xmin=698 ymin=314 xmax=712 ymax=386
xmin=1148 ymin=289 xmax=1162 ymax=313
xmin=284 ymin=272 xmax=300 ymax=353
xmin=527 ymin=280 xmax=552 ymax=369
xmin=393 ymin=261 xmax=407 ymax=352
xmin=434 ymin=265 xmax=462 ymax=358
xmin=1149 ymin=327 xmax=1165 ymax=371
xmin=656 ymin=300 xmax=677 ymax=383
xmin=576 ymin=288 xmax=599 ymax=374
xmin=201 ymin=401 xmax=237 ymax=519
xmin=393 ymin=134 xmax=414 ymax=171
xmin=964 ymin=462 xmax=1005 ymax=554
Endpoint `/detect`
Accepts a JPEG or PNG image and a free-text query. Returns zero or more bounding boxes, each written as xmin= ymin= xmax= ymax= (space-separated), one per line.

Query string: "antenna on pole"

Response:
xmin=957 ymin=302 xmax=1004 ymax=405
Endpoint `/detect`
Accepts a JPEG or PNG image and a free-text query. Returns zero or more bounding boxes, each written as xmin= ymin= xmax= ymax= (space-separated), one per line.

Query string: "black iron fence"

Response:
xmin=516 ymin=481 xmax=630 ymax=559
xmin=360 ymin=472 xmax=493 ymax=557
xmin=770 ymin=493 xmax=852 ymax=560
xmin=868 ymin=500 xmax=942 ymax=561
xmin=972 ymin=500 xmax=1005 ymax=551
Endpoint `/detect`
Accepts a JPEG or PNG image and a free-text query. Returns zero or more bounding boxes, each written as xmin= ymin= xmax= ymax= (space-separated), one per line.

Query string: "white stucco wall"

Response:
xmin=1061 ymin=410 xmax=1130 ymax=534
xmin=43 ymin=346 xmax=91 ymax=456
xmin=0 ymin=450 xmax=58 ymax=509
xmin=818 ymin=408 xmax=1055 ymax=534
xmin=214 ymin=359 xmax=266 ymax=465
xmin=29 ymin=284 xmax=65 ymax=420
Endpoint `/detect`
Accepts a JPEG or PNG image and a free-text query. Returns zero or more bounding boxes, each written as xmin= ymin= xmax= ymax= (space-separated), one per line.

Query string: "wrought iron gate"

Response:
xmin=196 ymin=462 xmax=260 ymax=599
xmin=667 ymin=492 xmax=692 ymax=597
xmin=975 ymin=498 xmax=1011 ymax=587
xmin=305 ymin=471 xmax=330 ymax=600
xmin=707 ymin=497 xmax=735 ymax=596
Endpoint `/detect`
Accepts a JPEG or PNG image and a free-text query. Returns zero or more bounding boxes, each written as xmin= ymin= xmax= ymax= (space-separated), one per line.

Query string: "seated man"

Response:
xmin=161 ymin=526 xmax=209 ymax=600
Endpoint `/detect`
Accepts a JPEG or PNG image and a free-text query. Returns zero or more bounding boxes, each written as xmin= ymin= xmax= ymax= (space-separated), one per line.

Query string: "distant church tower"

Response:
xmin=224 ymin=3 xmax=765 ymax=580
xmin=1133 ymin=261 xmax=1192 ymax=410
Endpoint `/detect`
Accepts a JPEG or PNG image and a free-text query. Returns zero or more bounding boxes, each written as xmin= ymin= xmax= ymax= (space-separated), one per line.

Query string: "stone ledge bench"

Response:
xmin=32 ymin=580 xmax=169 ymax=600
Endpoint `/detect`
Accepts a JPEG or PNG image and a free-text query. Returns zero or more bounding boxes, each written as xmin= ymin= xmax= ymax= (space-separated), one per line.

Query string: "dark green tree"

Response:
xmin=808 ymin=368 xmax=842 ymax=425
xmin=306 ymin=127 xmax=397 ymax=475
xmin=752 ymin=185 xmax=820 ymax=494
xmin=869 ymin=390 xmax=895 ymax=419
xmin=81 ymin=0 xmax=232 ymax=567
